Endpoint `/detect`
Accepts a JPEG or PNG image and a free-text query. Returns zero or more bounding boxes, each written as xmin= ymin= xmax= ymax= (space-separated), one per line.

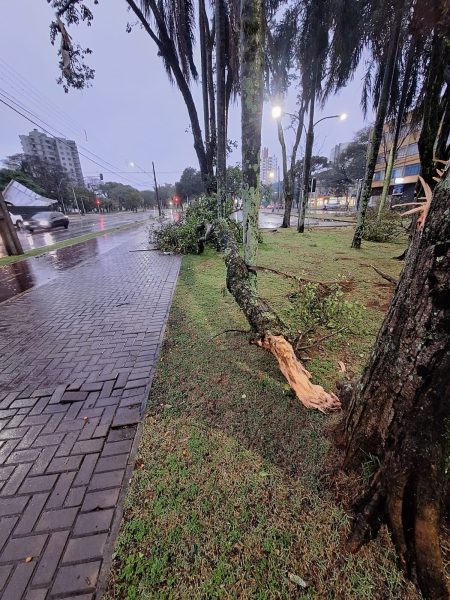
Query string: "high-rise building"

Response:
xmin=329 ymin=142 xmax=350 ymax=164
xmin=261 ymin=147 xmax=278 ymax=184
xmin=19 ymin=129 xmax=84 ymax=185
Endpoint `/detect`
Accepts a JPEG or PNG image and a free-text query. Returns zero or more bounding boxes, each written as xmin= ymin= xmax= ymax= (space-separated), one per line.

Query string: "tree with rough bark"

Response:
xmin=240 ymin=0 xmax=264 ymax=276
xmin=351 ymin=0 xmax=407 ymax=248
xmin=48 ymin=0 xmax=240 ymax=190
xmin=295 ymin=0 xmax=368 ymax=233
xmin=266 ymin=8 xmax=304 ymax=228
xmin=343 ymin=164 xmax=450 ymax=599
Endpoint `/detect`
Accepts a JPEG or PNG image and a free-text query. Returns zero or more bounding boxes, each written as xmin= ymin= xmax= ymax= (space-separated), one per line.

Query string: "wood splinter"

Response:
xmin=257 ymin=334 xmax=341 ymax=413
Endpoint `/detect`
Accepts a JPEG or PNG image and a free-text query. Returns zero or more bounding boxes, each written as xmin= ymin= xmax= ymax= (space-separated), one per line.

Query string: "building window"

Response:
xmin=373 ymin=170 xmax=385 ymax=181
xmin=407 ymin=142 xmax=418 ymax=155
xmin=392 ymin=167 xmax=403 ymax=179
xmin=395 ymin=146 xmax=407 ymax=158
xmin=404 ymin=163 xmax=420 ymax=176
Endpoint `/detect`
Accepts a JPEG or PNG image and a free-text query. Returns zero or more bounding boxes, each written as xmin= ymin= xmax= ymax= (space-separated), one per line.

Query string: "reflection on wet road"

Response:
xmin=7 ymin=212 xmax=151 ymax=255
xmin=233 ymin=209 xmax=354 ymax=229
xmin=0 ymin=225 xmax=147 ymax=304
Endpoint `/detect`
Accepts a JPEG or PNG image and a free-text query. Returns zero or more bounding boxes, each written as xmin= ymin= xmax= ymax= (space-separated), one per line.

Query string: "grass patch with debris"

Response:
xmin=106 ymin=227 xmax=417 ymax=599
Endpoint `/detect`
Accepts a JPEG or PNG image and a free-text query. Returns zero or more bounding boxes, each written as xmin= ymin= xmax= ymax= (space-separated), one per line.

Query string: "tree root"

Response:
xmin=347 ymin=466 xmax=450 ymax=599
xmin=370 ymin=264 xmax=398 ymax=285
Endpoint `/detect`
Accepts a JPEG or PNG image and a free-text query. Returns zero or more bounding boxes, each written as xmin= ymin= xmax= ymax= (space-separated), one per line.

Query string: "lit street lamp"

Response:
xmin=271 ymin=105 xmax=348 ymax=231
xmin=271 ymin=105 xmax=347 ymax=128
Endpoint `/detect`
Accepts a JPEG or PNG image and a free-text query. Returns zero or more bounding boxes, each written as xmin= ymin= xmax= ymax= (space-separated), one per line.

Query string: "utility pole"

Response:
xmin=71 ymin=186 xmax=81 ymax=215
xmin=152 ymin=161 xmax=162 ymax=217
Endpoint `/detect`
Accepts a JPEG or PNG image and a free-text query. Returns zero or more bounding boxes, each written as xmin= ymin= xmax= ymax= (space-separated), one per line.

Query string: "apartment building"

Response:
xmin=261 ymin=147 xmax=278 ymax=185
xmin=371 ymin=121 xmax=420 ymax=202
xmin=20 ymin=129 xmax=84 ymax=185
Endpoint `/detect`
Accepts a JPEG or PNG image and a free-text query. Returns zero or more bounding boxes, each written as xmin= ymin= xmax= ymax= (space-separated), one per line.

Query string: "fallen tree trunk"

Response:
xmin=215 ymin=219 xmax=341 ymax=412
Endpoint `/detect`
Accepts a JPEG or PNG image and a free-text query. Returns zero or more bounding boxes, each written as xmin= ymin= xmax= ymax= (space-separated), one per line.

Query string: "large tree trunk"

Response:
xmin=377 ymin=44 xmax=414 ymax=221
xmin=351 ymin=11 xmax=402 ymax=248
xmin=199 ymin=0 xmax=212 ymax=176
xmin=298 ymin=98 xmax=315 ymax=233
xmin=240 ymin=0 xmax=265 ymax=274
xmin=216 ymin=0 xmax=227 ymax=215
xmin=344 ymin=169 xmax=450 ymax=599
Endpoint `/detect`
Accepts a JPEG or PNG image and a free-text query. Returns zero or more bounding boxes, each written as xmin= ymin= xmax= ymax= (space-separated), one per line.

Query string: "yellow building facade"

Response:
xmin=371 ymin=122 xmax=421 ymax=202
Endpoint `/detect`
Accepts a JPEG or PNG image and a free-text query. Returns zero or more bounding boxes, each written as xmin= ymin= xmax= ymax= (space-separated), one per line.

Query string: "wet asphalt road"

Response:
xmin=9 ymin=211 xmax=153 ymax=254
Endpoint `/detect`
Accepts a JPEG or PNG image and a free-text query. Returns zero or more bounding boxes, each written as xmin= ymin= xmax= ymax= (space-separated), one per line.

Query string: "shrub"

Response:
xmin=362 ymin=207 xmax=405 ymax=243
xmin=287 ymin=282 xmax=366 ymax=338
xmin=152 ymin=196 xmax=243 ymax=254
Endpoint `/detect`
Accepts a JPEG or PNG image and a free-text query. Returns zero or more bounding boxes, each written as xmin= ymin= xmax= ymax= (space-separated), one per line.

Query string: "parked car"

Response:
xmin=8 ymin=212 xmax=24 ymax=229
xmin=25 ymin=211 xmax=69 ymax=233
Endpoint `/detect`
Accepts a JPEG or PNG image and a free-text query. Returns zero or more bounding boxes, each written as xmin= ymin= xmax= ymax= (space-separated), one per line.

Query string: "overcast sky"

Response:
xmin=0 ymin=0 xmax=372 ymax=189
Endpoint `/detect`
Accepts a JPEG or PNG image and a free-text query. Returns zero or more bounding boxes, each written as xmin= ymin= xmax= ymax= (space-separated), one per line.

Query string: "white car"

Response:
xmin=8 ymin=212 xmax=24 ymax=229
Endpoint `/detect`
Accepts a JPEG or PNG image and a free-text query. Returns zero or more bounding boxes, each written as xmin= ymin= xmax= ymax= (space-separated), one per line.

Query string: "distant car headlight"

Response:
xmin=38 ymin=220 xmax=50 ymax=226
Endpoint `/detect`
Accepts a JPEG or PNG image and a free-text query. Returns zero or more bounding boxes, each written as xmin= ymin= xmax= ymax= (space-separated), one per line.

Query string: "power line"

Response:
xmin=0 ymin=89 xmax=151 ymax=187
xmin=0 ymin=61 xmax=167 ymax=187
xmin=0 ymin=57 xmax=86 ymax=138
xmin=0 ymin=87 xmax=146 ymax=183
xmin=0 ymin=95 xmax=150 ymax=187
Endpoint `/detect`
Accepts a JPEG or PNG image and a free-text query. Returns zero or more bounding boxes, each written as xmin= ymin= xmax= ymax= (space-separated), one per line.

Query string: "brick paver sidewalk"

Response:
xmin=0 ymin=229 xmax=180 ymax=599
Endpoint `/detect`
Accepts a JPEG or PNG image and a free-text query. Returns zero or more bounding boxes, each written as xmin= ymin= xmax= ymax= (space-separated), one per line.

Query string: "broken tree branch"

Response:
xmin=256 ymin=335 xmax=341 ymax=412
xmin=209 ymin=328 xmax=252 ymax=341
xmin=296 ymin=328 xmax=345 ymax=352
xmin=255 ymin=265 xmax=353 ymax=292
xmin=370 ymin=264 xmax=398 ymax=286
xmin=214 ymin=219 xmax=341 ymax=413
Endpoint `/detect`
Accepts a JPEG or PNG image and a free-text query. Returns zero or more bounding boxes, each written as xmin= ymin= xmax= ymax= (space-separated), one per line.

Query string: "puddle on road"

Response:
xmin=0 ymin=227 xmax=146 ymax=303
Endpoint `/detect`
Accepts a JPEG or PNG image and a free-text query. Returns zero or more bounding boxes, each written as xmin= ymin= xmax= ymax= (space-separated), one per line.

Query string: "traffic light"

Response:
xmin=99 ymin=173 xmax=104 ymax=181
xmin=96 ymin=198 xmax=101 ymax=206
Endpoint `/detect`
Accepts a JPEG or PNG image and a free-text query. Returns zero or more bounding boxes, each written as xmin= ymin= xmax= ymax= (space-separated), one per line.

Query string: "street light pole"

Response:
xmin=297 ymin=112 xmax=348 ymax=233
